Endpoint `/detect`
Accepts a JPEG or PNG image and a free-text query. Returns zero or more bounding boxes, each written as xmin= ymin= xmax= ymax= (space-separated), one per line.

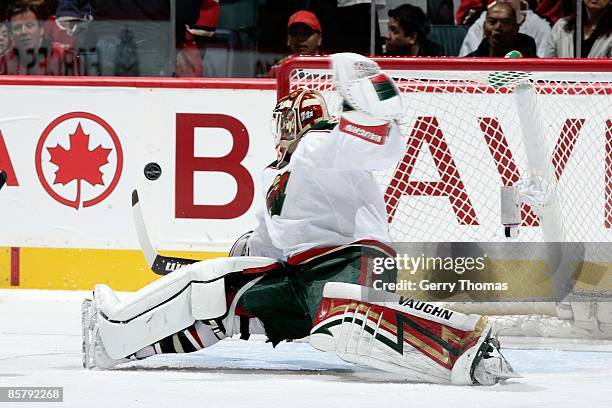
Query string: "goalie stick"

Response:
xmin=131 ymin=189 xmax=198 ymax=275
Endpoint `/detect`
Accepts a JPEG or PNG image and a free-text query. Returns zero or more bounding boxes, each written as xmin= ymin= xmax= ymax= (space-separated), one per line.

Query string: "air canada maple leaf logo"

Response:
xmin=36 ymin=112 xmax=123 ymax=209
xmin=47 ymin=123 xmax=111 ymax=205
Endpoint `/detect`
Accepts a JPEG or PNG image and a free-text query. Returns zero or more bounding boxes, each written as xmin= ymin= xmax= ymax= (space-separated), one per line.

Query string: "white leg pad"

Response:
xmin=97 ymin=256 xmax=277 ymax=359
xmin=311 ymin=283 xmax=504 ymax=385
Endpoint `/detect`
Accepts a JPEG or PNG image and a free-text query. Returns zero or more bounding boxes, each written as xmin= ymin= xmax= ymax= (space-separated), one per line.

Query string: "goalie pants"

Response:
xmin=238 ymin=243 xmax=396 ymax=345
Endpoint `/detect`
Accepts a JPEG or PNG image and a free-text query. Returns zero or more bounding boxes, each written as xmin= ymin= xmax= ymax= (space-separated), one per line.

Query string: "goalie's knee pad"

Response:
xmin=310 ymin=283 xmax=519 ymax=385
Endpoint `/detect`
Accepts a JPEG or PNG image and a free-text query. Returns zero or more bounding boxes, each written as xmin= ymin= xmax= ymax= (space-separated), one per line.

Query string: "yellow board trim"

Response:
xmin=3 ymin=247 xmax=611 ymax=295
xmin=0 ymin=246 xmax=227 ymax=291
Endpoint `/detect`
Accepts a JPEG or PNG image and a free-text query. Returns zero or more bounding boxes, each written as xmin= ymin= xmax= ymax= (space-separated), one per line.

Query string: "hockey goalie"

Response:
xmin=82 ymin=53 xmax=518 ymax=385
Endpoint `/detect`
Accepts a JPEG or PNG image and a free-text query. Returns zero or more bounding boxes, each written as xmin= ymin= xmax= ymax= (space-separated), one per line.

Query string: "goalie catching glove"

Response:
xmin=310 ymin=282 xmax=519 ymax=385
xmin=332 ymin=52 xmax=404 ymax=122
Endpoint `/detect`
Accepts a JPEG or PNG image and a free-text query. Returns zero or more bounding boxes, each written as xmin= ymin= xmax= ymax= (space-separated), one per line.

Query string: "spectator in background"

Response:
xmin=456 ymin=0 xmax=561 ymax=26
xmin=175 ymin=31 xmax=204 ymax=77
xmin=56 ymin=0 xmax=93 ymax=22
xmin=177 ymin=0 xmax=221 ymax=77
xmin=0 ymin=3 xmax=77 ymax=75
xmin=545 ymin=0 xmax=611 ymax=58
xmin=456 ymin=0 xmax=488 ymax=26
xmin=53 ymin=1 xmax=96 ymax=74
xmin=286 ymin=10 xmax=322 ymax=56
xmin=428 ymin=0 xmax=455 ymax=25
xmin=78 ymin=0 xmax=202 ymax=76
xmin=55 ymin=0 xmax=93 ymax=39
xmin=459 ymin=0 xmax=551 ymax=57
xmin=54 ymin=0 xmax=203 ymax=76
xmin=385 ymin=4 xmax=442 ymax=56
xmin=534 ymin=0 xmax=565 ymax=24
xmin=0 ymin=21 xmax=11 ymax=59
xmin=0 ymin=17 xmax=11 ymax=75
xmin=268 ymin=10 xmax=323 ymax=77
xmin=466 ymin=1 xmax=537 ymax=57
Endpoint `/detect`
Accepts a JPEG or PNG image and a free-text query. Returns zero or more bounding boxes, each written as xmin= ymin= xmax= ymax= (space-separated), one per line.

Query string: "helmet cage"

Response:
xmin=271 ymin=106 xmax=299 ymax=148
xmin=271 ymin=88 xmax=329 ymax=157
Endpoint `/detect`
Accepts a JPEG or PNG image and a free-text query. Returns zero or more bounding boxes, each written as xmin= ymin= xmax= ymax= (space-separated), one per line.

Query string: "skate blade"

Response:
xmin=485 ymin=359 xmax=522 ymax=379
xmin=81 ymin=299 xmax=95 ymax=369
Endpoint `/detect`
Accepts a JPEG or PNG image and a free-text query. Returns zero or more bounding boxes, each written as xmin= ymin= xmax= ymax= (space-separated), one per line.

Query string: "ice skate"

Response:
xmin=81 ymin=298 xmax=130 ymax=369
xmin=471 ymin=336 xmax=520 ymax=385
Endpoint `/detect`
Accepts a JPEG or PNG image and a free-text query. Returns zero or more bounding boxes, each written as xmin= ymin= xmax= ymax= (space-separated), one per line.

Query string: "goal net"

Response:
xmin=277 ymin=57 xmax=612 ymax=343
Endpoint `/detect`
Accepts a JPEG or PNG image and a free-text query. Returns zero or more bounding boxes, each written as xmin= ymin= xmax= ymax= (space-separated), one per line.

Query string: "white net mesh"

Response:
xmin=282 ymin=59 xmax=612 ymax=340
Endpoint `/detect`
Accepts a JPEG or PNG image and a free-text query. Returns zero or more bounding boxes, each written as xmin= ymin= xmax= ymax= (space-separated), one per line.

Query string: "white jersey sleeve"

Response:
xmin=246 ymin=206 xmax=284 ymax=259
xmin=308 ymin=112 xmax=406 ymax=171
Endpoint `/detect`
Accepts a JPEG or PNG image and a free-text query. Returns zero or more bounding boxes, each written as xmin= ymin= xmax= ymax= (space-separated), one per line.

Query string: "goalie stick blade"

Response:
xmin=131 ymin=189 xmax=198 ymax=275
xmin=0 ymin=170 xmax=6 ymax=190
xmin=131 ymin=189 xmax=156 ymax=266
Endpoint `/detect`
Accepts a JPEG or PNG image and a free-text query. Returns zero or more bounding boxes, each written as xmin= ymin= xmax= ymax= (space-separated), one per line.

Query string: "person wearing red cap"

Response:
xmin=268 ymin=10 xmax=323 ymax=78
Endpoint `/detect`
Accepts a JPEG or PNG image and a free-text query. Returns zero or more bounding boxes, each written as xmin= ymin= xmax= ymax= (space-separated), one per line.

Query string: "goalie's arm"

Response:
xmin=309 ymin=53 xmax=407 ymax=170
xmin=307 ymin=113 xmax=406 ymax=171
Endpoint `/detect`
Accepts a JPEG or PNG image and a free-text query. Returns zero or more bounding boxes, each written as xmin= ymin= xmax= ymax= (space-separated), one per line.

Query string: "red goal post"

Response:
xmin=277 ymin=57 xmax=612 ymax=342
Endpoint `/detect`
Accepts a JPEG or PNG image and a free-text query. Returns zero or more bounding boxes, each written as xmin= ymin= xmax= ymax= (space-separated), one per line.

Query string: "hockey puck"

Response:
xmin=144 ymin=162 xmax=162 ymax=181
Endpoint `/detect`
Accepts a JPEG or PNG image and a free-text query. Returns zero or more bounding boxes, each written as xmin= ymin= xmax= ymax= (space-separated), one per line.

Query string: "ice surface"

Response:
xmin=1 ymin=289 xmax=612 ymax=408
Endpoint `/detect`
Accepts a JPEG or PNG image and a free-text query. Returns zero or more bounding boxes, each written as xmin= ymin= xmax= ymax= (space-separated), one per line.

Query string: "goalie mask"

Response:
xmin=271 ymin=88 xmax=329 ymax=162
